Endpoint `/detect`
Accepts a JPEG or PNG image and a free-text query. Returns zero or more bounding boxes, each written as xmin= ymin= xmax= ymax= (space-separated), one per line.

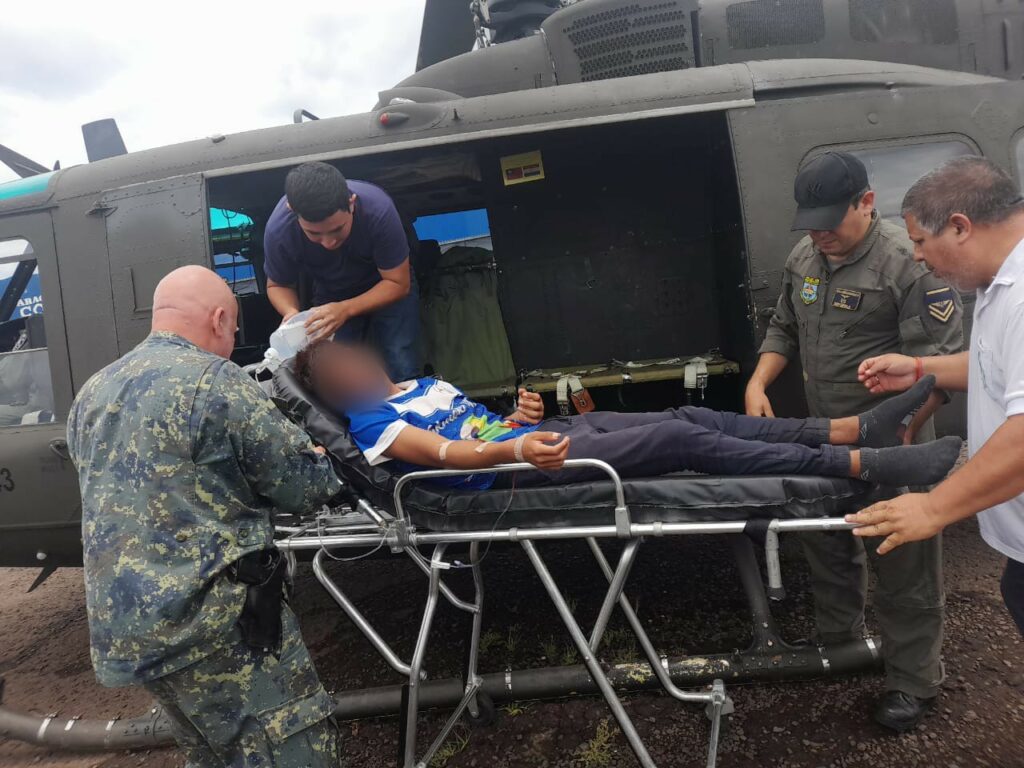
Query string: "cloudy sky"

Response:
xmin=0 ymin=1 xmax=427 ymax=183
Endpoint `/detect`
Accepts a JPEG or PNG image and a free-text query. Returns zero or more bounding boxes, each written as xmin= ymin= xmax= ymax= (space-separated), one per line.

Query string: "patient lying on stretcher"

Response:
xmin=294 ymin=341 xmax=961 ymax=490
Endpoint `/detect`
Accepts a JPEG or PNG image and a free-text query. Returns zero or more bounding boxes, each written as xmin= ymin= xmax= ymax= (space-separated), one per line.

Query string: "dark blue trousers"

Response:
xmin=510 ymin=408 xmax=848 ymax=485
xmin=334 ymin=288 xmax=420 ymax=382
xmin=1001 ymin=558 xmax=1024 ymax=637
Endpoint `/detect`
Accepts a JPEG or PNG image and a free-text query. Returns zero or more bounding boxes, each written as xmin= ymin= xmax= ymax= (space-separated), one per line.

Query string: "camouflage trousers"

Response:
xmin=144 ymin=604 xmax=342 ymax=767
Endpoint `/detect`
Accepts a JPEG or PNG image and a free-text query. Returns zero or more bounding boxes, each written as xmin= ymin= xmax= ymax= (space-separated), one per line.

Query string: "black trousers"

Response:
xmin=499 ymin=408 xmax=847 ymax=486
xmin=1001 ymin=557 xmax=1024 ymax=637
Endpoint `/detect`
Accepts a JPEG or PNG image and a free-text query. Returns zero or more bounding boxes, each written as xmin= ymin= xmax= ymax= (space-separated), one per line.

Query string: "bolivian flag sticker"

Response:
xmin=800 ymin=276 xmax=820 ymax=305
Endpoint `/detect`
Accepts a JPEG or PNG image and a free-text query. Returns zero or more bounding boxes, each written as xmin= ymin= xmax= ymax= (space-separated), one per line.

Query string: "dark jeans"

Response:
xmin=500 ymin=408 xmax=847 ymax=486
xmin=1001 ymin=557 xmax=1024 ymax=637
xmin=334 ymin=288 xmax=420 ymax=381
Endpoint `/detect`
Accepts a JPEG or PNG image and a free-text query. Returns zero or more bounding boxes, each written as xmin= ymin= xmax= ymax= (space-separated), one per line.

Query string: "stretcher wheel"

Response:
xmin=464 ymin=692 xmax=496 ymax=728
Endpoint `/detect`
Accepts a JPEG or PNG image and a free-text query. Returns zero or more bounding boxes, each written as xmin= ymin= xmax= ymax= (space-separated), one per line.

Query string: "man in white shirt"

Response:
xmin=850 ymin=156 xmax=1024 ymax=636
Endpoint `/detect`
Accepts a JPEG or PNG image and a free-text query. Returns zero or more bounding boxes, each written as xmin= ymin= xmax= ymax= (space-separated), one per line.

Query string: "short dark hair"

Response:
xmin=901 ymin=156 xmax=1024 ymax=234
xmin=294 ymin=340 xmax=332 ymax=392
xmin=284 ymin=162 xmax=351 ymax=223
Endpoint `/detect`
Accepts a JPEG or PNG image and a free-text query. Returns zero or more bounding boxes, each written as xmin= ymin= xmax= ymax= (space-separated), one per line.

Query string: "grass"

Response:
xmin=541 ymin=636 xmax=560 ymax=662
xmin=602 ymin=627 xmax=640 ymax=664
xmin=479 ymin=628 xmax=502 ymax=655
xmin=429 ymin=724 xmax=471 ymax=767
xmin=505 ymin=624 xmax=521 ymax=655
xmin=573 ymin=718 xmax=616 ymax=767
xmin=560 ymin=644 xmax=580 ymax=666
xmin=502 ymin=702 xmax=527 ymax=717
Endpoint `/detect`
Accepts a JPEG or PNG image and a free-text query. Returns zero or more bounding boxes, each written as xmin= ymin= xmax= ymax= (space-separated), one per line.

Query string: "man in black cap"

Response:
xmin=744 ymin=152 xmax=964 ymax=731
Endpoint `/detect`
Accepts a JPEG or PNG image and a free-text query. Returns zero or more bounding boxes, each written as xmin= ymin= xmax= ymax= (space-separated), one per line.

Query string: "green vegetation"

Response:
xmin=429 ymin=725 xmax=471 ymax=767
xmin=574 ymin=718 xmax=616 ymax=767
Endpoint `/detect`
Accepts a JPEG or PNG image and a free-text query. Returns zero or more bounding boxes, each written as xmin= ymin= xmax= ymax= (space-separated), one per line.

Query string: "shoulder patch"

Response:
xmin=925 ymin=286 xmax=956 ymax=323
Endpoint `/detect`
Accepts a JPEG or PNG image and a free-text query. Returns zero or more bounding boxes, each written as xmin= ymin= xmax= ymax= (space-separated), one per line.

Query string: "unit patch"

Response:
xmin=800 ymin=276 xmax=820 ymax=305
xmin=832 ymin=288 xmax=863 ymax=311
xmin=925 ymin=287 xmax=956 ymax=323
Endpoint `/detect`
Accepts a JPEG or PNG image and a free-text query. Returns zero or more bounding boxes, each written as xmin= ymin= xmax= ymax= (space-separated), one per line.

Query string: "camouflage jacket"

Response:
xmin=760 ymin=214 xmax=964 ymax=418
xmin=67 ymin=332 xmax=340 ymax=687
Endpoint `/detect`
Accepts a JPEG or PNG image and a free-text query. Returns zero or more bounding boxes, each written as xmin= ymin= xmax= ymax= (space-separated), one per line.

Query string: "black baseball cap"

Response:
xmin=791 ymin=151 xmax=870 ymax=231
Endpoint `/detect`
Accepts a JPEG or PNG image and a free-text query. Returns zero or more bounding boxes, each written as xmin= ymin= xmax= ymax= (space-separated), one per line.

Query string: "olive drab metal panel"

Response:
xmin=101 ymin=175 xmax=209 ymax=354
xmin=0 ymin=211 xmax=82 ymax=567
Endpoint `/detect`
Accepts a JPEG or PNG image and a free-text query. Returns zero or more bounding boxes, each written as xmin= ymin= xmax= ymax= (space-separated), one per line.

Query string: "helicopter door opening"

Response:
xmin=206 ymin=111 xmax=750 ymax=412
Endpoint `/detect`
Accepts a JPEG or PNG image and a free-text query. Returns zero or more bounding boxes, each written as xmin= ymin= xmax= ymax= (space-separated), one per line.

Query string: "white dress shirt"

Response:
xmin=969 ymin=237 xmax=1024 ymax=562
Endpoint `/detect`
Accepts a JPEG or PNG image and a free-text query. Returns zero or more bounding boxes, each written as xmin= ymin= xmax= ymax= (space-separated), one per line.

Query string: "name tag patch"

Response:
xmin=800 ymin=277 xmax=820 ymax=305
xmin=832 ymin=288 xmax=863 ymax=311
xmin=925 ymin=287 xmax=956 ymax=323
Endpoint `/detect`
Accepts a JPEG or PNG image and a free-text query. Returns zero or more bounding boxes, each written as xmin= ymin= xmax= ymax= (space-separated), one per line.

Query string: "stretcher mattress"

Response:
xmin=271 ymin=368 xmax=875 ymax=533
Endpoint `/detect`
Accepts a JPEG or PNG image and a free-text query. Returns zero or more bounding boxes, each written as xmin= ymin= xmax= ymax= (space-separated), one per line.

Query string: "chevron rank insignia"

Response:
xmin=925 ymin=287 xmax=956 ymax=323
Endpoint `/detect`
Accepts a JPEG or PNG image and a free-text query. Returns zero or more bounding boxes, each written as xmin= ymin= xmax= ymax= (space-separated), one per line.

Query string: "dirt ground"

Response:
xmin=1 ymin=517 xmax=1021 ymax=768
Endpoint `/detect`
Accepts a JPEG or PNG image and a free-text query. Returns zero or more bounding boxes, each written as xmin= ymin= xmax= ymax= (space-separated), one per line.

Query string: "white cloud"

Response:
xmin=0 ymin=1 xmax=425 ymax=182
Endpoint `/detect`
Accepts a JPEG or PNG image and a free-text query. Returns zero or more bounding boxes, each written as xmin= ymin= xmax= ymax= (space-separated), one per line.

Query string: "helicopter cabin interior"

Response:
xmin=206 ymin=113 xmax=750 ymax=413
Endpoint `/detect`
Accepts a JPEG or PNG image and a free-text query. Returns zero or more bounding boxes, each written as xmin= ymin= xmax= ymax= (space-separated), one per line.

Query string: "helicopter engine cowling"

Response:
xmin=390 ymin=0 xmax=701 ymax=101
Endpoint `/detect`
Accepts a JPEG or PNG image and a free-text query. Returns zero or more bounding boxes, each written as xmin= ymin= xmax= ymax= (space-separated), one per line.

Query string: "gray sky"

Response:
xmin=0 ymin=1 xmax=426 ymax=183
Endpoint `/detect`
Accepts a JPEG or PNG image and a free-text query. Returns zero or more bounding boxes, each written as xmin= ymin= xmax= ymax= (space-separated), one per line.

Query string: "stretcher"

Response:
xmin=269 ymin=367 xmax=883 ymax=768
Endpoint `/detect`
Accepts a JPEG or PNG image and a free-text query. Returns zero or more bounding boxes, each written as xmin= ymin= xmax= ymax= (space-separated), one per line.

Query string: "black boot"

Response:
xmin=874 ymin=690 xmax=935 ymax=732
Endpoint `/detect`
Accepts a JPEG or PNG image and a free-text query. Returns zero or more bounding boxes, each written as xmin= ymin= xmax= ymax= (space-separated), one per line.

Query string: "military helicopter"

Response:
xmin=2 ymin=0 xmax=1024 ymax=583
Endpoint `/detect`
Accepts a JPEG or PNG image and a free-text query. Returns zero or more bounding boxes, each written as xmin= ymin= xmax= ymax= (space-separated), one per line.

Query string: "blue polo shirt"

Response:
xmin=263 ymin=181 xmax=409 ymax=305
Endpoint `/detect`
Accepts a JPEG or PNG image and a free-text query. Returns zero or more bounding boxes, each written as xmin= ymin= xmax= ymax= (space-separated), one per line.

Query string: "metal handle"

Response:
xmin=49 ymin=439 xmax=70 ymax=460
xmin=392 ymin=458 xmax=628 ymax=528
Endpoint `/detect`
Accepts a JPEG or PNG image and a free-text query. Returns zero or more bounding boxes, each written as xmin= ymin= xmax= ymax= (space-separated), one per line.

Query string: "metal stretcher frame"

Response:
xmin=275 ymin=458 xmax=867 ymax=768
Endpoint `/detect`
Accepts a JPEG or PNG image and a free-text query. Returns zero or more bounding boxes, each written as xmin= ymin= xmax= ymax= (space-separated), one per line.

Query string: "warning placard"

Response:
xmin=500 ymin=150 xmax=545 ymax=186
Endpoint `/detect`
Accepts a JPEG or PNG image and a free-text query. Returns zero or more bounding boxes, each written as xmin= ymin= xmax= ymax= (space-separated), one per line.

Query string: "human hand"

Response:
xmin=744 ymin=382 xmax=775 ymax=417
xmin=845 ymin=493 xmax=945 ymax=555
xmin=521 ymin=432 xmax=570 ymax=470
xmin=305 ymin=302 xmax=353 ymax=342
xmin=858 ymin=354 xmax=918 ymax=395
xmin=512 ymin=388 xmax=545 ymax=425
xmin=312 ymin=445 xmax=327 ymax=455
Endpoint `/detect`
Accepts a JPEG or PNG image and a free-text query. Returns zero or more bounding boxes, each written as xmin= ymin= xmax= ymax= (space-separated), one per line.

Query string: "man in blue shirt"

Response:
xmin=264 ymin=161 xmax=420 ymax=380
xmin=294 ymin=341 xmax=962 ymax=491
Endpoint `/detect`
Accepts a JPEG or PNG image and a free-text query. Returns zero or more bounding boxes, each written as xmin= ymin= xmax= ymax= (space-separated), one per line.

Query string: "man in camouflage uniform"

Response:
xmin=744 ymin=153 xmax=964 ymax=731
xmin=67 ymin=266 xmax=343 ymax=766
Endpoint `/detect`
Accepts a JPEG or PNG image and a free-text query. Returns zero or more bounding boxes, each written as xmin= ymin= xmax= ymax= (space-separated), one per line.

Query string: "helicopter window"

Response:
xmin=210 ymin=208 xmax=258 ymax=295
xmin=0 ymin=243 xmax=55 ymax=427
xmin=849 ymin=0 xmax=958 ymax=46
xmin=726 ymin=0 xmax=825 ymax=50
xmin=848 ymin=141 xmax=976 ymax=220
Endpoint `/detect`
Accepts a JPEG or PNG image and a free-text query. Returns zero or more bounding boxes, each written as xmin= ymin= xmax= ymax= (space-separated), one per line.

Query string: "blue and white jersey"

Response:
xmin=345 ymin=378 xmax=538 ymax=489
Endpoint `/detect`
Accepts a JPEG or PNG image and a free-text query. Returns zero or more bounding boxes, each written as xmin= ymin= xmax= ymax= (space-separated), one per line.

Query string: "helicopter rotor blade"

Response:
xmin=0 ymin=144 xmax=49 ymax=178
xmin=81 ymin=118 xmax=128 ymax=162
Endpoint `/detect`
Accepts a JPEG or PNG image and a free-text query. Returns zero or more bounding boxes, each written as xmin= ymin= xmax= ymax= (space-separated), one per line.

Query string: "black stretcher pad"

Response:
xmin=271 ymin=368 xmax=874 ymax=533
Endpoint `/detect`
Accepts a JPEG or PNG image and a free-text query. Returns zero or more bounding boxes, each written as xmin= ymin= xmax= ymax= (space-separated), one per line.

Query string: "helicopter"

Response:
xmin=1 ymin=0 xmax=1023 ymax=583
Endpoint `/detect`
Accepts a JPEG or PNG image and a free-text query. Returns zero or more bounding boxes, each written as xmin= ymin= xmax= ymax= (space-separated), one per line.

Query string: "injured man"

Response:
xmin=295 ymin=341 xmax=961 ymax=490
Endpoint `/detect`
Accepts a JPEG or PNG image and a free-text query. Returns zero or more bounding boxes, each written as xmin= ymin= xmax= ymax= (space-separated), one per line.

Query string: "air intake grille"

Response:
xmin=726 ymin=0 xmax=825 ymax=50
xmin=554 ymin=1 xmax=695 ymax=82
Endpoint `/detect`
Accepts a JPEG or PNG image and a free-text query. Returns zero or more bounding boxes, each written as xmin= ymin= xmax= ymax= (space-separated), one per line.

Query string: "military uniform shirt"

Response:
xmin=67 ymin=332 xmax=341 ymax=687
xmin=760 ymin=214 xmax=964 ymax=418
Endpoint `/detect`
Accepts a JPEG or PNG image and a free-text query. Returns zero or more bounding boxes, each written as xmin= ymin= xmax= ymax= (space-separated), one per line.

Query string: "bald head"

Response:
xmin=152 ymin=266 xmax=238 ymax=358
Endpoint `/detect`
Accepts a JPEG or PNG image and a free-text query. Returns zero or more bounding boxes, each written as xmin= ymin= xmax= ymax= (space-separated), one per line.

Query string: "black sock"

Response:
xmin=858 ymin=436 xmax=962 ymax=487
xmin=858 ymin=375 xmax=936 ymax=448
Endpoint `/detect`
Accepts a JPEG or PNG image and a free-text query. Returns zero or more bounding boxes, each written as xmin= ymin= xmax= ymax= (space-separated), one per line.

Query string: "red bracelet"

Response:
xmin=915 ymin=357 xmax=924 ymax=382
